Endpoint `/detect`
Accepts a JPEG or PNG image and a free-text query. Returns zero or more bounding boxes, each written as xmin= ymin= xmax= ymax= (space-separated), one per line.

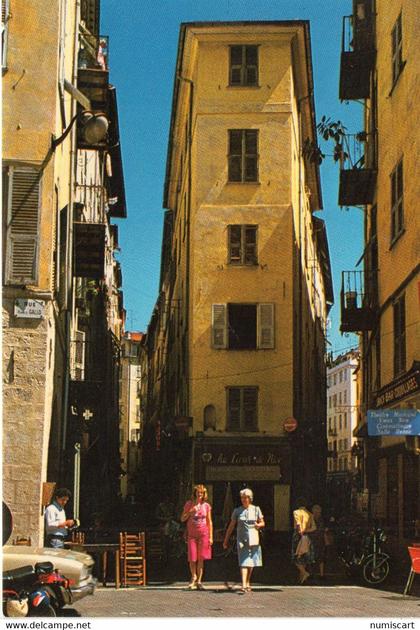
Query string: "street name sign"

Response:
xmin=14 ymin=298 xmax=45 ymax=319
xmin=367 ymin=409 xmax=420 ymax=436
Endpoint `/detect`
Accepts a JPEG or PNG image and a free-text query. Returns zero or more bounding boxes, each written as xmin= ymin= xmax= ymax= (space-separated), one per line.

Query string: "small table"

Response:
xmin=65 ymin=542 xmax=120 ymax=588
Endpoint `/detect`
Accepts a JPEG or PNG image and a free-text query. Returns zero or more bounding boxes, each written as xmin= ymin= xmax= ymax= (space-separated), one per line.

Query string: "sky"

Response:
xmin=101 ymin=0 xmax=363 ymax=356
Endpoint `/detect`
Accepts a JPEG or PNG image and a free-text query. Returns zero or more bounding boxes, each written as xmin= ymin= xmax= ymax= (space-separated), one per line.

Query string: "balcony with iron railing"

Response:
xmin=340 ymin=270 xmax=377 ymax=333
xmin=338 ymin=132 xmax=377 ymax=206
xmin=339 ymin=1 xmax=375 ymax=101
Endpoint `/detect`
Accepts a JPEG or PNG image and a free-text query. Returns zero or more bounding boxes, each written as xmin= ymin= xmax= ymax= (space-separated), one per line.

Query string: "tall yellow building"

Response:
xmin=143 ymin=21 xmax=333 ymax=531
xmin=2 ymin=0 xmax=126 ymax=541
xmin=338 ymin=0 xmax=419 ymax=538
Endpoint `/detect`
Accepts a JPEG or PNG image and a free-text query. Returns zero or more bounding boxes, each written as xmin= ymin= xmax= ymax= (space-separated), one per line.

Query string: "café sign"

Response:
xmin=375 ymin=366 xmax=420 ymax=408
xmin=367 ymin=409 xmax=420 ymax=436
xmin=14 ymin=299 xmax=45 ymax=319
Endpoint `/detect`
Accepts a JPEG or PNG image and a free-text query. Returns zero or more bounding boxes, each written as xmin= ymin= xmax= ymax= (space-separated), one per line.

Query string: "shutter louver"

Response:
xmin=243 ymin=387 xmax=258 ymax=430
xmin=228 ymin=388 xmax=241 ymax=430
xmin=258 ymin=303 xmax=274 ymax=349
xmin=5 ymin=168 xmax=41 ymax=285
xmin=212 ymin=304 xmax=227 ymax=348
xmin=1 ymin=0 xmax=8 ymax=24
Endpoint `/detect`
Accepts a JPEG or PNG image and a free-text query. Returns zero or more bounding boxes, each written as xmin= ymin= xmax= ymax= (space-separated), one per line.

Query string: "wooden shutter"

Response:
xmin=227 ymin=388 xmax=241 ymax=431
xmin=244 ymin=226 xmax=257 ymax=264
xmin=228 ymin=225 xmax=242 ymax=264
xmin=243 ymin=387 xmax=258 ymax=430
xmin=244 ymin=130 xmax=258 ymax=181
xmin=212 ymin=304 xmax=227 ymax=349
xmin=257 ymin=303 xmax=274 ymax=349
xmin=1 ymin=0 xmax=9 ymax=68
xmin=72 ymin=330 xmax=86 ymax=381
xmin=5 ymin=167 xmax=41 ymax=285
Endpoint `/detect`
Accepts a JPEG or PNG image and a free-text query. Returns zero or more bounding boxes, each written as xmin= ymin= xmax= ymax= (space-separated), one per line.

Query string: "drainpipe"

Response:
xmin=177 ymin=74 xmax=193 ymax=419
xmin=61 ymin=0 xmax=80 ymax=460
xmin=176 ymin=74 xmax=193 ymax=488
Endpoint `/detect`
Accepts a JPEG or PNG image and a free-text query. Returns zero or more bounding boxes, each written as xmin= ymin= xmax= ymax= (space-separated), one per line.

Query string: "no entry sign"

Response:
xmin=283 ymin=417 xmax=298 ymax=432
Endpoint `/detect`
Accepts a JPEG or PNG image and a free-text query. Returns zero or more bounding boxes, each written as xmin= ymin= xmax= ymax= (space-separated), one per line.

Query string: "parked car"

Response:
xmin=2 ymin=501 xmax=96 ymax=607
xmin=3 ymin=545 xmax=96 ymax=602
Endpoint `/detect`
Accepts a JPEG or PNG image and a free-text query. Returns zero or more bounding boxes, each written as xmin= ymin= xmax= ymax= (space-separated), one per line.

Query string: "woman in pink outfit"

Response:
xmin=181 ymin=484 xmax=213 ymax=589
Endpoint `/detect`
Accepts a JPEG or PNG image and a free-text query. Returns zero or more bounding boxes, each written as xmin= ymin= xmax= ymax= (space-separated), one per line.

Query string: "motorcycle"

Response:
xmin=335 ymin=523 xmax=390 ymax=585
xmin=3 ymin=560 xmax=73 ymax=617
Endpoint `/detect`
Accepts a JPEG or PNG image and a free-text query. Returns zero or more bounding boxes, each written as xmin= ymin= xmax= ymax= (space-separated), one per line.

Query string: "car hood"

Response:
xmin=3 ymin=545 xmax=95 ymax=581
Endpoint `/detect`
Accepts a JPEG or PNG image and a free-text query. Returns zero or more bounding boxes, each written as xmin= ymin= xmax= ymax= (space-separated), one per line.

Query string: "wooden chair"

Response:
xmin=119 ymin=532 xmax=146 ymax=586
xmin=13 ymin=536 xmax=31 ymax=546
xmin=403 ymin=546 xmax=420 ymax=596
xmin=71 ymin=531 xmax=86 ymax=544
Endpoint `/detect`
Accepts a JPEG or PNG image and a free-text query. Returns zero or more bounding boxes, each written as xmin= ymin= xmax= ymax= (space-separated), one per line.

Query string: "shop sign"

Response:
xmin=375 ymin=367 xmax=420 ymax=408
xmin=201 ymin=450 xmax=281 ymax=466
xmin=367 ymin=409 xmax=420 ymax=436
xmin=14 ymin=298 xmax=45 ymax=318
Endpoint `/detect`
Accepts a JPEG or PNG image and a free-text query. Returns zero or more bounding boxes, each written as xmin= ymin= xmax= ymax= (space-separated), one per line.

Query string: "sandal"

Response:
xmin=188 ymin=581 xmax=198 ymax=590
xmin=245 ymin=586 xmax=252 ymax=592
xmin=196 ymin=583 xmax=205 ymax=590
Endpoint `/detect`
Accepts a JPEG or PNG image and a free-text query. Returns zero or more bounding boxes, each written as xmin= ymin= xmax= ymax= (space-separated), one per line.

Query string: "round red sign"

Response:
xmin=283 ymin=417 xmax=298 ymax=432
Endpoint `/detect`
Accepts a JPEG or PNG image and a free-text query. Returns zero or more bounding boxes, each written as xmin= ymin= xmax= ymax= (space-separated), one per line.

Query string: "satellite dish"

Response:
xmin=3 ymin=501 xmax=13 ymax=545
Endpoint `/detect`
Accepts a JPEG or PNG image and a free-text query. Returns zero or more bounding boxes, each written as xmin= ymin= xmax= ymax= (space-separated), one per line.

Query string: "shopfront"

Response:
xmin=193 ymin=437 xmax=291 ymax=532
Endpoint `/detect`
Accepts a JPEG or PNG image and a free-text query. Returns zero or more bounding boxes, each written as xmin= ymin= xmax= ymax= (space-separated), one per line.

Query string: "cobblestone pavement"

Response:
xmin=69 ymin=582 xmax=420 ymax=618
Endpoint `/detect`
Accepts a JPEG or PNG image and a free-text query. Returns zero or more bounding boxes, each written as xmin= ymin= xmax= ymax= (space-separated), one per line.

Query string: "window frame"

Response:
xmin=211 ymin=302 xmax=274 ymax=350
xmin=226 ymin=385 xmax=258 ymax=432
xmin=228 ymin=129 xmax=259 ymax=183
xmin=393 ymin=294 xmax=406 ymax=377
xmin=390 ymin=158 xmax=404 ymax=245
xmin=229 ymin=45 xmax=259 ymax=87
xmin=391 ymin=13 xmax=404 ymax=87
xmin=227 ymin=224 xmax=258 ymax=266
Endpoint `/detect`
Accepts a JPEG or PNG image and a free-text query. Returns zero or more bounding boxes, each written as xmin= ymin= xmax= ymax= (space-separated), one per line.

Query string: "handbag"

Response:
xmin=247 ymin=506 xmax=263 ymax=546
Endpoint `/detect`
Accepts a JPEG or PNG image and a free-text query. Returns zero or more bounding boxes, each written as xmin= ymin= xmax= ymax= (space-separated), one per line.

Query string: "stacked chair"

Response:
xmin=119 ymin=532 xmax=146 ymax=586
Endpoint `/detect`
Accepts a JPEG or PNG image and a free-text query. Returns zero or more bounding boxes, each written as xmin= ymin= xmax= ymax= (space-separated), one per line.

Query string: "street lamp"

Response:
xmin=51 ymin=110 xmax=109 ymax=150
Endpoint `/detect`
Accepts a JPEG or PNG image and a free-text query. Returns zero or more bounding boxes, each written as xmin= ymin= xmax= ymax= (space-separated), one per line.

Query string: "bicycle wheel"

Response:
xmin=362 ymin=555 xmax=389 ymax=585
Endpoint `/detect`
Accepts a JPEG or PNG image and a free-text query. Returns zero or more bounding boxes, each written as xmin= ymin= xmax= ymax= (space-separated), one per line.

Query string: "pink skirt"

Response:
xmin=187 ymin=532 xmax=212 ymax=562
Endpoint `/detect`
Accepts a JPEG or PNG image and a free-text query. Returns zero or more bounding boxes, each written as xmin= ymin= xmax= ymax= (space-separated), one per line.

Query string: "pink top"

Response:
xmin=183 ymin=500 xmax=211 ymax=537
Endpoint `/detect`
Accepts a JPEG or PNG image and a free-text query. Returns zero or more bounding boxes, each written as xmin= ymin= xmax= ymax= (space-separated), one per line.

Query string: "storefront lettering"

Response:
xmin=376 ymin=374 xmax=419 ymax=408
xmin=211 ymin=451 xmax=281 ymax=466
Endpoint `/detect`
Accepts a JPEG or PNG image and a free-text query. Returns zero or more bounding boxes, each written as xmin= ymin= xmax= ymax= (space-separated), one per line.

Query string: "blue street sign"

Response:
xmin=367 ymin=409 xmax=420 ymax=436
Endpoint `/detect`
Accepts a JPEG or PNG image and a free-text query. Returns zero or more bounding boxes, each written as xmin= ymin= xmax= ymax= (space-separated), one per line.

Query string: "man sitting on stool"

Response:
xmin=45 ymin=488 xmax=74 ymax=548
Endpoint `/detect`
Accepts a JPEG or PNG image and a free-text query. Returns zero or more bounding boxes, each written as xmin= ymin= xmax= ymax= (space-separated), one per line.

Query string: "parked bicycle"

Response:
xmin=335 ymin=523 xmax=390 ymax=586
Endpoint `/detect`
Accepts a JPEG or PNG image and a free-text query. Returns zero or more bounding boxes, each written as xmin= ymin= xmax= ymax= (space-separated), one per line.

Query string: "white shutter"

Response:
xmin=212 ymin=304 xmax=227 ymax=349
xmin=71 ymin=330 xmax=86 ymax=380
xmin=5 ymin=167 xmax=41 ymax=285
xmin=1 ymin=0 xmax=9 ymax=68
xmin=257 ymin=303 xmax=274 ymax=349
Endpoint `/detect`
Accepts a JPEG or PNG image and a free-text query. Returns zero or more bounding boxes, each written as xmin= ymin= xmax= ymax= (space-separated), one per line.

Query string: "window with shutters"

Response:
xmin=211 ymin=303 xmax=274 ymax=350
xmin=391 ymin=13 xmax=404 ymax=87
xmin=228 ymin=225 xmax=257 ymax=265
xmin=227 ymin=386 xmax=258 ymax=431
xmin=393 ymin=294 xmax=406 ymax=377
xmin=390 ymin=159 xmax=404 ymax=244
xmin=3 ymin=166 xmax=41 ymax=285
xmin=229 ymin=45 xmax=259 ymax=87
xmin=1 ymin=0 xmax=9 ymax=70
xmin=228 ymin=130 xmax=258 ymax=183
xmin=71 ymin=330 xmax=86 ymax=381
